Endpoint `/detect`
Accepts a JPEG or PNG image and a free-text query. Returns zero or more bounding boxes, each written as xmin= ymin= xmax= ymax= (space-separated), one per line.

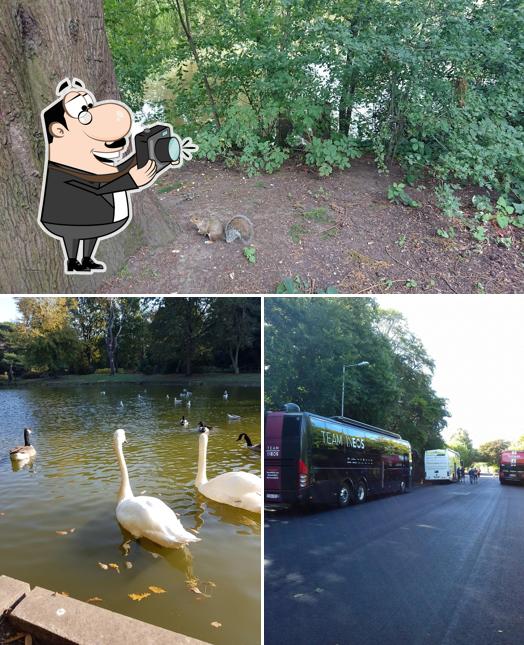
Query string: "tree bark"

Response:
xmin=0 ymin=0 xmax=176 ymax=293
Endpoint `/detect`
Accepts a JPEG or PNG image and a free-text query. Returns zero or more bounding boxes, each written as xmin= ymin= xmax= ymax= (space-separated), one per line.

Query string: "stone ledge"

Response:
xmin=0 ymin=575 xmax=30 ymax=614
xmin=1 ymin=577 xmax=209 ymax=645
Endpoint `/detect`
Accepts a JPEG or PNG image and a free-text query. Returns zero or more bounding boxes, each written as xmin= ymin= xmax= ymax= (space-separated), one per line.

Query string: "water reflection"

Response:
xmin=0 ymin=382 xmax=261 ymax=645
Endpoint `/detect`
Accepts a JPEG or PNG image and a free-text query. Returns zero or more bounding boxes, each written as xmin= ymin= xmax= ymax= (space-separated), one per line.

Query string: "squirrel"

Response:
xmin=191 ymin=214 xmax=254 ymax=243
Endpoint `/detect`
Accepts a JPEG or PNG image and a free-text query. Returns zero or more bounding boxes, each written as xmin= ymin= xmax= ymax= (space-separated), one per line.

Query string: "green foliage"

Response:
xmin=448 ymin=428 xmax=478 ymax=467
xmin=275 ymin=276 xmax=338 ymax=294
xmin=105 ymin=1 xmax=524 ymax=192
xmin=265 ymin=299 xmax=448 ymax=453
xmin=435 ymin=184 xmax=462 ymax=218
xmin=387 ymin=183 xmax=420 ymax=208
xmin=304 ymin=136 xmax=361 ymax=176
xmin=6 ymin=298 xmax=260 ymax=378
xmin=436 ymin=227 xmax=455 ymax=239
xmin=478 ymin=439 xmax=510 ymax=465
xmin=243 ymin=246 xmax=256 ymax=264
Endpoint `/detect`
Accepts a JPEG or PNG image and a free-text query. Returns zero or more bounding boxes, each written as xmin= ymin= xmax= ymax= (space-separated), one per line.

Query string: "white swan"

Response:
xmin=10 ymin=428 xmax=36 ymax=461
xmin=227 ymin=413 xmax=241 ymax=421
xmin=113 ymin=429 xmax=199 ymax=547
xmin=195 ymin=427 xmax=261 ymax=513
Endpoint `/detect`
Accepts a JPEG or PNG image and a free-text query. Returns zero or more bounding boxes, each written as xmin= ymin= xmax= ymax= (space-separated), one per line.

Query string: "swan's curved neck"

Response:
xmin=115 ymin=440 xmax=133 ymax=502
xmin=196 ymin=434 xmax=208 ymax=487
xmin=24 ymin=430 xmax=31 ymax=446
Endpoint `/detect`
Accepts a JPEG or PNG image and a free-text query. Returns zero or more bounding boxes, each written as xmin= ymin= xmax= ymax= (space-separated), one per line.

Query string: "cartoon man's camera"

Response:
xmin=38 ymin=77 xmax=197 ymax=274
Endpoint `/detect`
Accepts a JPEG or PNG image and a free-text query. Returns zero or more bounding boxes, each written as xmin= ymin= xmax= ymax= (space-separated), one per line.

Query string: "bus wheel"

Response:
xmin=355 ymin=481 xmax=367 ymax=504
xmin=337 ymin=482 xmax=351 ymax=508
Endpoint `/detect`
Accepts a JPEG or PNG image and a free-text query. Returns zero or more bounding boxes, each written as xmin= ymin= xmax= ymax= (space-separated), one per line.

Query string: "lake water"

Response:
xmin=0 ymin=382 xmax=261 ymax=645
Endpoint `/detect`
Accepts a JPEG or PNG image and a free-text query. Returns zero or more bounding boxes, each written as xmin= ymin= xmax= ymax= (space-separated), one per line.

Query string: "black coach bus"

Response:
xmin=265 ymin=404 xmax=412 ymax=508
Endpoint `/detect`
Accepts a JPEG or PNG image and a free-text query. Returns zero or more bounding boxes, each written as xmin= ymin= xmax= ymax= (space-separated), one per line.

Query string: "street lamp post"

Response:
xmin=341 ymin=361 xmax=370 ymax=417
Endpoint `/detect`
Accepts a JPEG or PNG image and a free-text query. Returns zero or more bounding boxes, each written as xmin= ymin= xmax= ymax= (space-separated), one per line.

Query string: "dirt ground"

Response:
xmin=100 ymin=157 xmax=523 ymax=294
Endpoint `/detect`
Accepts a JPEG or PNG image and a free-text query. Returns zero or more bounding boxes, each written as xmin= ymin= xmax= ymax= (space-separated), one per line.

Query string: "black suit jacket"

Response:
xmin=40 ymin=160 xmax=138 ymax=226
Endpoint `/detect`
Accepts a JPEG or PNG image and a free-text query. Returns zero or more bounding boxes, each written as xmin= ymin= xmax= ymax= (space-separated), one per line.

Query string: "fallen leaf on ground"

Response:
xmin=98 ymin=562 xmax=109 ymax=570
xmin=211 ymin=622 xmax=222 ymax=628
xmin=128 ymin=592 xmax=151 ymax=602
xmin=108 ymin=563 xmax=120 ymax=573
xmin=87 ymin=597 xmax=103 ymax=603
xmin=55 ymin=531 xmax=69 ymax=535
xmin=148 ymin=586 xmax=166 ymax=594
xmin=125 ymin=562 xmax=133 ymax=569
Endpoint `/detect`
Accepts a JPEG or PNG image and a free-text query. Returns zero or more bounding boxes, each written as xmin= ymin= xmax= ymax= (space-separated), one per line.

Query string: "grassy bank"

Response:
xmin=0 ymin=372 xmax=260 ymax=388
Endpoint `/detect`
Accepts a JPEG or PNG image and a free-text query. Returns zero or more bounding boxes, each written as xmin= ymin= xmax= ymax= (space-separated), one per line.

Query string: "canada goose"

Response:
xmin=180 ymin=416 xmax=189 ymax=427
xmin=237 ymin=433 xmax=261 ymax=453
xmin=227 ymin=413 xmax=241 ymax=421
xmin=113 ymin=429 xmax=199 ymax=547
xmin=10 ymin=428 xmax=36 ymax=461
xmin=223 ymin=390 xmax=228 ymax=400
xmin=195 ymin=427 xmax=261 ymax=513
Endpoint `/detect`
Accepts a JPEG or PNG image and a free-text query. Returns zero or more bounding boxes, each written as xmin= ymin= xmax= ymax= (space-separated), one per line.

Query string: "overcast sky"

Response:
xmin=0 ymin=297 xmax=20 ymax=322
xmin=375 ymin=295 xmax=524 ymax=447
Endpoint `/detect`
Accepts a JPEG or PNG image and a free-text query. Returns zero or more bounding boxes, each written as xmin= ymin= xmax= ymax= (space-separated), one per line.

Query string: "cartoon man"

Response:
xmin=38 ymin=77 xmax=196 ymax=274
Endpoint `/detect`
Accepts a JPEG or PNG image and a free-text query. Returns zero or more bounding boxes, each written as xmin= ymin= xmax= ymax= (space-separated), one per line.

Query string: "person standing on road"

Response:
xmin=469 ymin=467 xmax=475 ymax=484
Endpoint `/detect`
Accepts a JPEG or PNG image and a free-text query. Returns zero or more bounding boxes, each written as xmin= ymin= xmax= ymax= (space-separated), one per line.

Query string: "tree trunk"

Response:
xmin=0 ymin=0 xmax=176 ymax=293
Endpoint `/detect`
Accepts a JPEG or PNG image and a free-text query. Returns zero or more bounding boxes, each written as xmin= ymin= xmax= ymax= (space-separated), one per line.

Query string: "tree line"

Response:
xmin=0 ymin=298 xmax=260 ymax=378
xmin=265 ymin=297 xmax=449 ymax=454
xmin=105 ymin=0 xmax=524 ymax=197
xmin=449 ymin=432 xmax=524 ymax=468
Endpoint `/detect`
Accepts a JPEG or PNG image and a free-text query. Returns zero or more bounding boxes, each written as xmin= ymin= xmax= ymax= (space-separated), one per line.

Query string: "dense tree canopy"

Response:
xmin=105 ymin=0 xmax=524 ymax=200
xmin=477 ymin=438 xmax=511 ymax=465
xmin=2 ymin=297 xmax=260 ymax=378
xmin=264 ymin=297 xmax=448 ymax=453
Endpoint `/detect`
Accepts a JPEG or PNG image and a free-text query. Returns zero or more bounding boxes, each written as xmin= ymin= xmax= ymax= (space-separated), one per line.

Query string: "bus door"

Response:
xmin=264 ymin=412 xmax=303 ymax=504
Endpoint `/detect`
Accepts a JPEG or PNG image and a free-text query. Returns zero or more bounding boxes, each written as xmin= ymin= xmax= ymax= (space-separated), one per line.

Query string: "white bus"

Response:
xmin=424 ymin=448 xmax=461 ymax=482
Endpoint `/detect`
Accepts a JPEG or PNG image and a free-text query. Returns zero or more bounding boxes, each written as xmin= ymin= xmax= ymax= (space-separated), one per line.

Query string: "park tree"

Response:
xmin=478 ymin=439 xmax=511 ymax=465
xmin=16 ymin=297 xmax=81 ymax=374
xmin=448 ymin=428 xmax=478 ymax=467
xmin=265 ymin=298 xmax=448 ymax=453
xmin=210 ymin=298 xmax=260 ymax=374
xmin=0 ymin=0 xmax=175 ymax=293
xmin=511 ymin=435 xmax=524 ymax=450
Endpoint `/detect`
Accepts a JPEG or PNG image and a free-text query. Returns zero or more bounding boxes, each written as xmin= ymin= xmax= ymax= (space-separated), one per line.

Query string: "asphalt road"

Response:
xmin=264 ymin=476 xmax=524 ymax=645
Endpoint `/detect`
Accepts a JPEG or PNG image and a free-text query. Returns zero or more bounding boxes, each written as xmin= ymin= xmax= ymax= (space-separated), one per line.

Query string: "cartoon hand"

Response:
xmin=130 ymin=160 xmax=157 ymax=187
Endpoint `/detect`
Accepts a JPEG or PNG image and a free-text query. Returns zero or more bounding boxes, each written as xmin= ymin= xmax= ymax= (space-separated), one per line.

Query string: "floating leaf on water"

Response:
xmin=211 ymin=622 xmax=222 ymax=629
xmin=203 ymin=581 xmax=217 ymax=588
xmin=128 ymin=592 xmax=151 ymax=602
xmin=125 ymin=562 xmax=133 ymax=569
xmin=98 ymin=562 xmax=109 ymax=570
xmin=314 ymin=587 xmax=324 ymax=594
xmin=55 ymin=531 xmax=69 ymax=536
xmin=148 ymin=586 xmax=166 ymax=594
xmin=87 ymin=597 xmax=103 ymax=603
xmin=108 ymin=563 xmax=120 ymax=574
